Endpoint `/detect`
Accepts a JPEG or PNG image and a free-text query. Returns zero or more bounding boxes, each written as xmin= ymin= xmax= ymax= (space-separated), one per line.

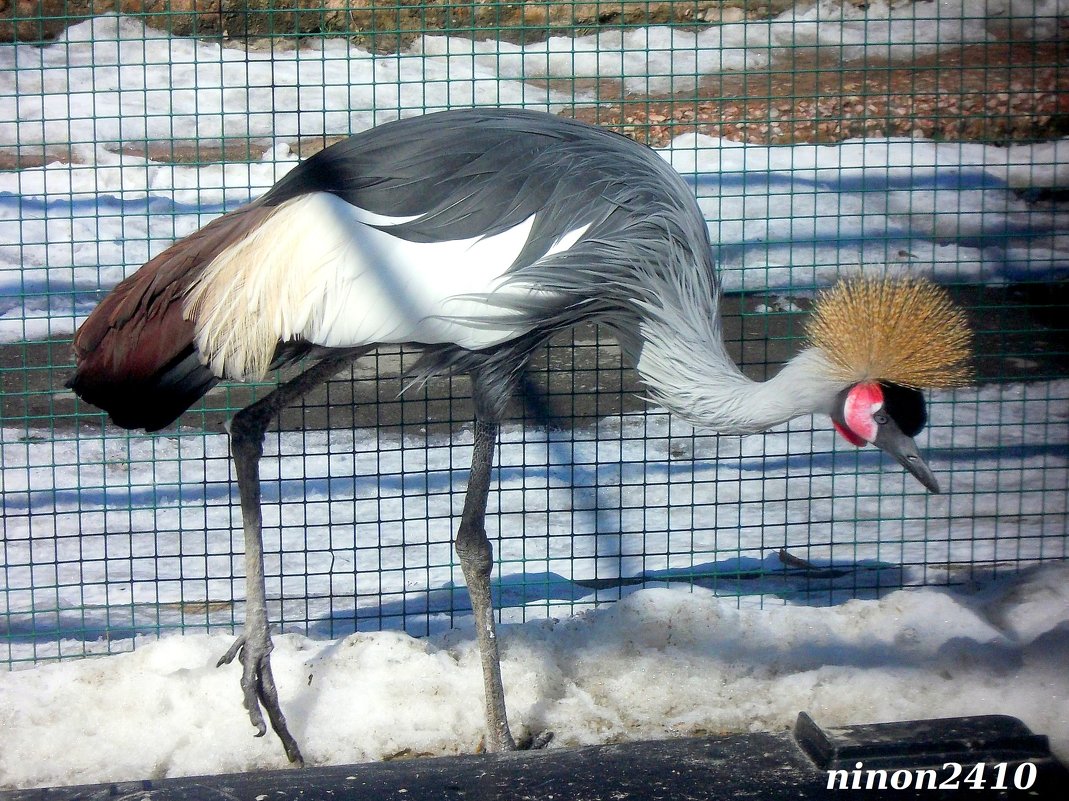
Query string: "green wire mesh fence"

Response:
xmin=1 ymin=2 xmax=1066 ymax=667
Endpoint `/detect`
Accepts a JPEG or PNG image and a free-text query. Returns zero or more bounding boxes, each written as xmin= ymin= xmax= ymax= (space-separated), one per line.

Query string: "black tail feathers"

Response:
xmin=67 ymin=343 xmax=219 ymax=432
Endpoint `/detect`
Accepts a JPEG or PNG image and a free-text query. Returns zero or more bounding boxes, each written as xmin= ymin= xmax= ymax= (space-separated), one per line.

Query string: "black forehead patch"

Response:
xmin=880 ymin=382 xmax=928 ymax=437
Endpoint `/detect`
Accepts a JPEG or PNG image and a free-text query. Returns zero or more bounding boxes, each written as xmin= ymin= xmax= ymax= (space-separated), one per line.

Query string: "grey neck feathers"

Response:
xmin=488 ymin=190 xmax=848 ymax=433
xmin=616 ymin=292 xmax=846 ymax=436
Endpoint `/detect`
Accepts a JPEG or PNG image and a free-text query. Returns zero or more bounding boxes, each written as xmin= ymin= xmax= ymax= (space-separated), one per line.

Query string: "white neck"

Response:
xmin=619 ymin=318 xmax=847 ymax=435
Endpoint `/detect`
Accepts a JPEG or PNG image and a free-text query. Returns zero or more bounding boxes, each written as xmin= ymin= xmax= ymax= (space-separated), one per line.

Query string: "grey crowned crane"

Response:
xmin=67 ymin=108 xmax=971 ymax=764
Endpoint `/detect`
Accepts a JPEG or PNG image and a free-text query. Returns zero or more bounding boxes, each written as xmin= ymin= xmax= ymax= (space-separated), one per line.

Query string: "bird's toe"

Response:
xmin=515 ymin=729 xmax=554 ymax=751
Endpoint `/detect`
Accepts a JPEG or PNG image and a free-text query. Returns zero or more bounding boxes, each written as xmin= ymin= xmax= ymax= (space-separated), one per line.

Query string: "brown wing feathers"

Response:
xmin=67 ymin=203 xmax=275 ymax=431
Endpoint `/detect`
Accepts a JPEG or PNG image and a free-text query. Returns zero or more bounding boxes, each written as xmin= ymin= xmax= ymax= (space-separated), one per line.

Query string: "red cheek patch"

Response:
xmin=833 ymin=419 xmax=866 ymax=447
xmin=842 ymin=382 xmax=884 ymax=444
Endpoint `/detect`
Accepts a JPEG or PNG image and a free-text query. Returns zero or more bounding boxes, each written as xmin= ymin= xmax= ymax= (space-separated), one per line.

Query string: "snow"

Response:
xmin=3 ymin=7 xmax=1069 ymax=342
xmin=1 ymin=4 xmax=1068 ymax=791
xmin=3 ymin=380 xmax=1067 ymax=668
xmin=4 ymin=134 xmax=1068 ymax=343
xmin=1 ymin=563 xmax=1067 ymax=788
xmin=6 ymin=3 xmax=1066 ymax=149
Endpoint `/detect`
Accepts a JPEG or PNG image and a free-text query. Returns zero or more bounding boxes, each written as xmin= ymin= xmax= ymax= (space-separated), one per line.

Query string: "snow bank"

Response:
xmin=1 ymin=561 xmax=1066 ymax=789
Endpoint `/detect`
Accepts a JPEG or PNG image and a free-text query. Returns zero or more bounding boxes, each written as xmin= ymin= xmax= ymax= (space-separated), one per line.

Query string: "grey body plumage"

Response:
xmin=67 ymin=108 xmax=967 ymax=763
xmin=261 ymin=111 xmax=722 ymax=412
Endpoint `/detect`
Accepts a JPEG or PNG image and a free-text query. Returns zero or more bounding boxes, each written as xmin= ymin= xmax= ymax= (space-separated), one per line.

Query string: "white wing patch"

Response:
xmin=184 ymin=192 xmax=577 ymax=381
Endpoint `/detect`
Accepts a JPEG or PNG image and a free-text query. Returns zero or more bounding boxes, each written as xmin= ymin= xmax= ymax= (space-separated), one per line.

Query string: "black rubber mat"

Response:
xmin=4 ymin=713 xmax=1066 ymax=800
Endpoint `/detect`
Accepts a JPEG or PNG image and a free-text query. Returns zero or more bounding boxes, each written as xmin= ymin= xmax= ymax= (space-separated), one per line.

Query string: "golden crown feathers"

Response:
xmin=806 ymin=276 xmax=973 ymax=389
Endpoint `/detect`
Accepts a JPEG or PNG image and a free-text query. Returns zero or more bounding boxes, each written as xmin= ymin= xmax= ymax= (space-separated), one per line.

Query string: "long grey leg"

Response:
xmin=217 ymin=350 xmax=369 ymax=765
xmin=454 ymin=417 xmax=517 ymax=752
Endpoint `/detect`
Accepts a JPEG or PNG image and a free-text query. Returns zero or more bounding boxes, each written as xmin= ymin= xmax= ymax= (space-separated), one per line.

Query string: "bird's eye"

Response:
xmin=874 ymin=411 xmax=889 ymax=425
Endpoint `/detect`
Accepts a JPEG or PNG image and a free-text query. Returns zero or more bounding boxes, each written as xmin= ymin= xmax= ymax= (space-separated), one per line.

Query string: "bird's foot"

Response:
xmin=517 ymin=729 xmax=555 ymax=750
xmin=481 ymin=728 xmax=554 ymax=753
xmin=217 ymin=634 xmax=305 ymax=766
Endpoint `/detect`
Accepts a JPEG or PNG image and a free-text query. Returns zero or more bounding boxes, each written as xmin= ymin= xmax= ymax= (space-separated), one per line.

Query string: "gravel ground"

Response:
xmin=2 ymin=34 xmax=1065 ymax=170
xmin=570 ymin=40 xmax=1069 ymax=146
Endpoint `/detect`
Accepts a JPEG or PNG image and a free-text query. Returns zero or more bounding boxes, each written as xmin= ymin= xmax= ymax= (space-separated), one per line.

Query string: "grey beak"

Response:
xmin=873 ymin=418 xmax=941 ymax=494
